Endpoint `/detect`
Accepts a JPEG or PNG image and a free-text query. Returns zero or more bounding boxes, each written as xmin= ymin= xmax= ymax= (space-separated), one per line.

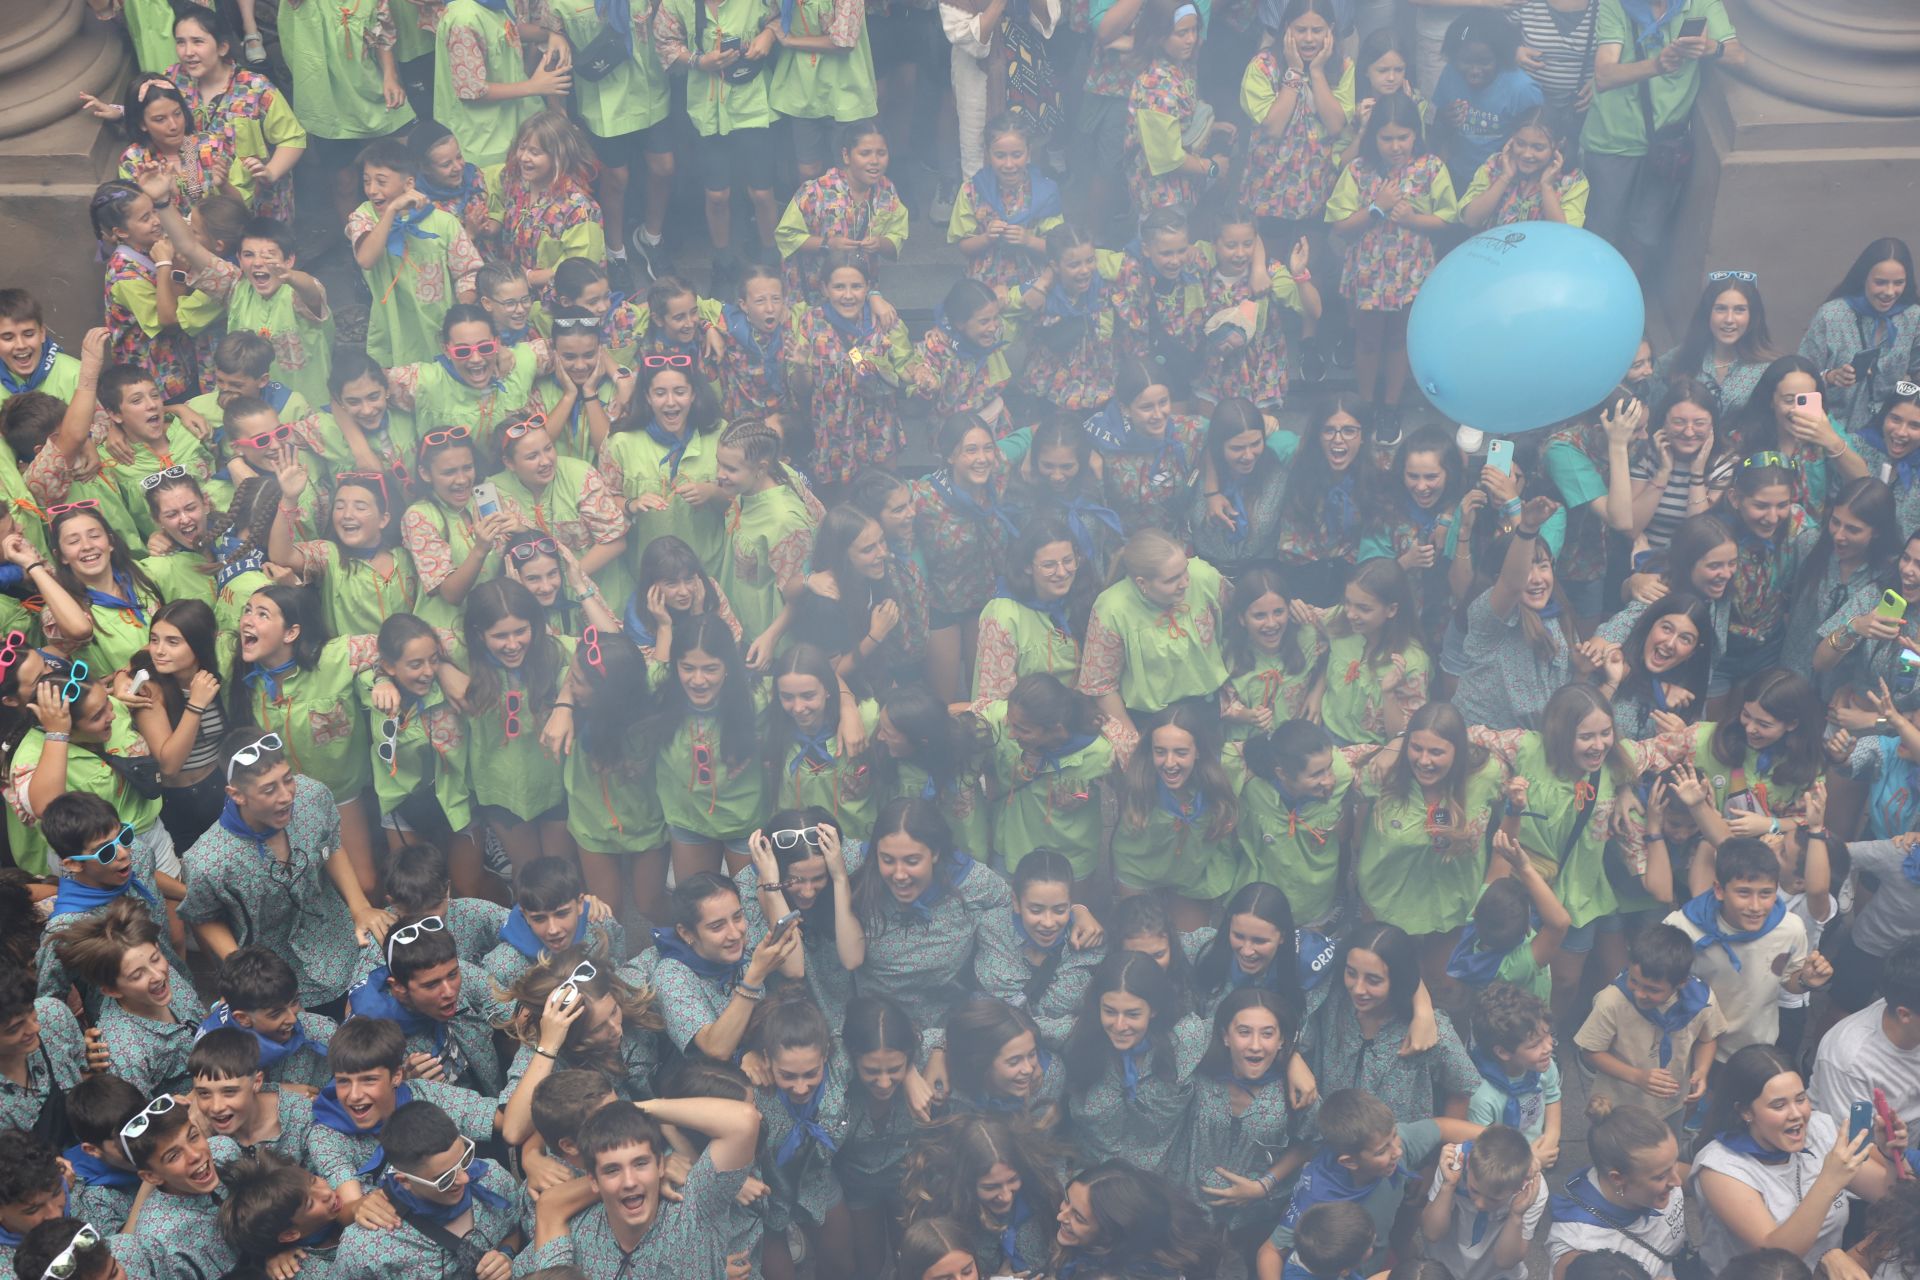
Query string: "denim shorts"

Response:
xmin=667 ymin=825 xmax=754 ymax=856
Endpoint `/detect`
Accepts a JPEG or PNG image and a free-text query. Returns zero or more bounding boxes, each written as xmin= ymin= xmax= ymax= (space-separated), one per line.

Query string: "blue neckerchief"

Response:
xmin=1036 ymin=731 xmax=1099 ymax=777
xmin=1082 ymin=402 xmax=1191 ymax=478
xmin=930 ymin=467 xmax=1019 ymax=540
xmin=1219 ymin=476 xmax=1250 ymax=544
xmin=906 ymin=850 xmax=976 ymax=923
xmin=497 ymin=324 xmax=529 ymax=347
xmin=1651 ymin=677 xmax=1671 ymax=712
xmin=244 ymin=657 xmax=297 ymax=702
xmin=973 ymin=165 xmax=1063 ymax=228
xmin=1455 ymin=1140 xmax=1490 ymax=1243
xmin=434 ymin=355 xmax=504 ymax=394
xmin=417 ymin=164 xmax=485 ymax=208
xmin=470 ymin=0 xmax=511 ymax=10
xmin=993 ymin=576 xmax=1073 ymax=638
xmin=918 ymin=772 xmax=938 ymax=800
xmin=498 ymin=905 xmax=586 ymax=960
xmin=212 ymin=531 xmax=265 ymax=590
xmin=650 ymin=926 xmax=745 ymax=986
xmin=1471 ymin=1048 xmax=1542 ymax=1129
xmin=65 ymin=1145 xmax=139 ymax=1190
xmin=85 ymin=571 xmax=146 ymax=624
xmin=260 ymin=381 xmax=293 ymax=414
xmin=1156 ymin=778 xmax=1205 ymax=829
xmin=199 ymin=1000 xmax=313 ymax=1071
xmin=1754 ymin=746 xmax=1775 ymax=776
xmin=1011 ymin=908 xmax=1065 ymax=955
xmin=1059 ymin=495 xmax=1125 ymax=563
xmin=1844 ymin=295 xmax=1911 ymax=351
xmin=788 ymin=725 xmax=836 ymax=776
xmin=935 ymin=307 xmax=1005 ymax=372
xmin=595 ymin=0 xmax=635 ymax=50
xmin=342 ymin=543 xmax=383 ymax=563
xmin=1229 ymin=957 xmax=1282 ymax=992
xmin=722 ymin=304 xmax=785 ymax=401
xmin=1324 ymin=470 xmax=1358 ymax=537
xmin=1549 ymin=1169 xmax=1662 ymax=1228
xmin=1298 ymin=927 xmax=1338 ymax=991
xmin=218 ymin=796 xmax=280 ymax=858
xmin=1619 ymin=0 xmax=1684 ymax=53
xmin=349 ymin=969 xmax=447 ymax=1054
xmin=386 ymin=203 xmax=439 ymax=258
xmin=382 ymin=1162 xmax=509 ymax=1222
xmin=823 ymin=300 xmax=879 ymax=347
xmin=1679 ymin=889 xmax=1785 ymax=971
xmin=1404 ymin=489 xmax=1443 ymax=540
xmin=1290 ymin=1148 xmax=1412 ymax=1220
xmin=775 ymin=1087 xmax=838 ymax=1164
xmin=643 ymin=419 xmax=692 ymax=483
xmin=1859 ymin=422 xmax=1920 ymax=488
xmin=0 ymin=340 xmax=60 ymax=396
xmin=1120 ymin=1037 xmax=1153 ymax=1100
xmin=53 ymin=871 xmax=157 ymax=914
xmin=1611 ymin=972 xmax=1710 ymax=1067
xmin=1713 ymin=1129 xmax=1792 ymax=1165
xmin=996 ymin=1191 xmax=1035 ymax=1272
xmin=311 ymin=1081 xmax=414 ymax=1135
xmin=1040 ymin=272 xmax=1103 ymax=324
xmin=355 ymin=1146 xmax=388 ymax=1181
xmin=1446 ymin=925 xmax=1508 ymax=989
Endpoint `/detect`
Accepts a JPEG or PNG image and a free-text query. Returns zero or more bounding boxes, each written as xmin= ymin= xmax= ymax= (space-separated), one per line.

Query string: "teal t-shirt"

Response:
xmin=1467 ymin=1058 xmax=1563 ymax=1140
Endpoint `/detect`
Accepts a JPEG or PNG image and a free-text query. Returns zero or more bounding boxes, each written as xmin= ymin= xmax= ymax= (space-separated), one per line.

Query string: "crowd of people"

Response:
xmin=5 ymin=0 xmax=1920 ymax=1277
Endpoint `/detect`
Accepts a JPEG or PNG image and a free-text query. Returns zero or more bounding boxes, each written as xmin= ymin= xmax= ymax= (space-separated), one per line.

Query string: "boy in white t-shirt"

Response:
xmin=1421 ymin=1125 xmax=1547 ymax=1280
xmin=1810 ymin=940 xmax=1920 ymax=1134
xmin=1664 ymin=838 xmax=1827 ymax=1059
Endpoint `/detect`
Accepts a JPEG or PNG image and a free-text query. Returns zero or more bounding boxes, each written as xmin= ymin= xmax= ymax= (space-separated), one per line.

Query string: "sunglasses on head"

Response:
xmin=117 ymin=1094 xmax=177 ymax=1163
xmin=500 ymin=414 xmax=549 ymax=443
xmin=0 ymin=629 xmax=27 ymax=679
xmin=336 ymin=470 xmax=391 ymax=510
xmin=642 ymin=354 xmax=693 ymax=369
xmin=386 ymin=914 xmax=446 ymax=966
xmin=582 ymin=625 xmax=603 ymax=672
xmin=504 ymin=689 xmax=523 ymax=740
xmin=771 ymin=826 xmax=822 ymax=850
xmin=46 ymin=499 xmax=100 ymax=519
xmin=141 ymin=465 xmax=189 ymax=491
xmin=554 ymin=959 xmax=599 ymax=1006
xmin=444 ymin=340 xmax=500 ymax=360
xmin=550 ymin=315 xmax=600 ymax=331
xmin=420 ymin=425 xmax=473 ymax=451
xmin=1741 ymin=450 xmax=1799 ymax=471
xmin=392 ymin=1135 xmax=476 ymax=1193
xmin=226 ymin=731 xmax=283 ymax=782
xmin=1707 ymin=269 xmax=1758 ymax=284
xmin=507 ymin=536 xmax=559 ymax=562
xmin=69 ymin=821 xmax=135 ymax=865
xmin=237 ymin=424 xmax=294 ymax=450
xmin=58 ymin=659 xmax=90 ymax=705
xmin=1898 ymin=381 xmax=1920 ymax=398
xmin=41 ymin=1224 xmax=102 ymax=1280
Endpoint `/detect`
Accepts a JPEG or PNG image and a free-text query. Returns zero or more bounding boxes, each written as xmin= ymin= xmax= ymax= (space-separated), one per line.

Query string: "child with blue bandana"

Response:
xmin=1256 ymin=1088 xmax=1479 ymax=1280
xmin=203 ymin=947 xmax=339 ymax=1092
xmin=1420 ymin=1126 xmax=1546 ymax=1280
xmin=1286 ymin=1201 xmax=1376 ymax=1280
xmin=0 ymin=1130 xmax=68 ymax=1280
xmin=217 ymin=1148 xmax=346 ymax=1280
xmin=1575 ymin=922 xmax=1725 ymax=1125
xmin=1466 ymin=982 xmax=1561 ymax=1165
xmin=480 ymin=857 xmax=623 ymax=993
xmin=1663 ymin=837 xmax=1822 ymax=1060
xmin=63 ymin=1076 xmax=149 ymax=1232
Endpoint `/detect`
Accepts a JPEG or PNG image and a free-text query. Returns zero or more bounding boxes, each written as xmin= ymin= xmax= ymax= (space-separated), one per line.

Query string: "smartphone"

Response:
xmin=1795 ymin=390 xmax=1825 ymax=418
xmin=1678 ymin=16 xmax=1706 ymax=36
xmin=1853 ymin=346 xmax=1883 ymax=378
xmin=1850 ymin=1100 xmax=1876 ymax=1145
xmin=1486 ymin=438 xmax=1515 ymax=476
xmin=1877 ymin=588 xmax=1908 ymax=622
xmin=471 ymin=481 xmax=501 ymax=518
xmin=767 ymin=910 xmax=802 ymax=946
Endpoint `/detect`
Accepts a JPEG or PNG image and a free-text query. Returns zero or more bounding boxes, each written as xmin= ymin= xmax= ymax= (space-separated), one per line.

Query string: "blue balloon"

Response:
xmin=1407 ymin=222 xmax=1644 ymax=436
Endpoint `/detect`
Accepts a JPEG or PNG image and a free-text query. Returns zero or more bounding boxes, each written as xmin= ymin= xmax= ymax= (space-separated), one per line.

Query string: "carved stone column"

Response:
xmin=0 ymin=0 xmax=132 ymax=339
xmin=1656 ymin=0 xmax=1920 ymax=340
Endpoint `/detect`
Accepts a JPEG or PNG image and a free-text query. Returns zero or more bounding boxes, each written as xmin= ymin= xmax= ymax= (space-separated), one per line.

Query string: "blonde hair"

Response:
xmin=719 ymin=419 xmax=798 ymax=492
xmin=507 ymin=110 xmax=599 ymax=195
xmin=1118 ymin=527 xmax=1185 ymax=584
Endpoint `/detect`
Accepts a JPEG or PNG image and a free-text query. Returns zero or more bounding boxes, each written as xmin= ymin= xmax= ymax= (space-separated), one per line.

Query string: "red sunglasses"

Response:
xmin=445 ymin=340 xmax=500 ymax=360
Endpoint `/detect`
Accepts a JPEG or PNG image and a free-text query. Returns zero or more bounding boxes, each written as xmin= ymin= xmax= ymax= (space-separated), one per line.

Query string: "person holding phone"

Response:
xmin=1728 ymin=355 xmax=1869 ymax=517
xmin=1802 ymin=238 xmax=1920 ymax=433
xmin=432 ymin=0 xmax=574 ymax=168
xmin=1578 ymin=0 xmax=1742 ymax=280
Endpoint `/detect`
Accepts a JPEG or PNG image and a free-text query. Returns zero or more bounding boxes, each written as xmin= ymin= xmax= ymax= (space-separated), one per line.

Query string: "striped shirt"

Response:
xmin=1507 ymin=0 xmax=1599 ymax=109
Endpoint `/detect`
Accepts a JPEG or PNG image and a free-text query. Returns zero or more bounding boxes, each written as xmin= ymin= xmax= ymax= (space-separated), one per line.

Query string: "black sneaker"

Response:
xmin=1298 ymin=340 xmax=1328 ymax=385
xmin=627 ymin=228 xmax=661 ymax=283
xmin=1373 ymin=404 xmax=1404 ymax=452
xmin=1332 ymin=329 xmax=1356 ymax=368
xmin=930 ymin=177 xmax=959 ymax=225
